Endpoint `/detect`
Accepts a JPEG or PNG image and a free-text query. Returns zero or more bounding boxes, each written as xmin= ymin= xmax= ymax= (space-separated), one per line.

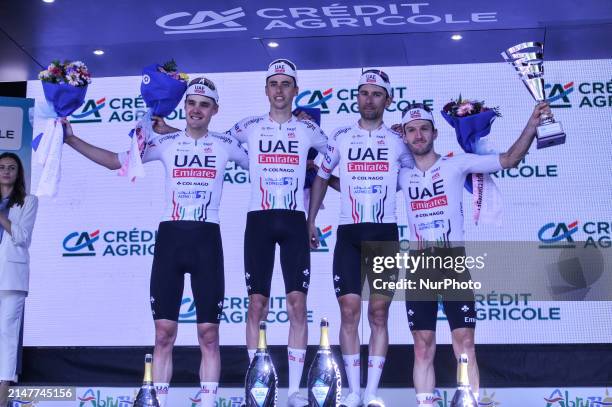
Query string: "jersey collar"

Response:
xmin=355 ymin=120 xmax=386 ymax=134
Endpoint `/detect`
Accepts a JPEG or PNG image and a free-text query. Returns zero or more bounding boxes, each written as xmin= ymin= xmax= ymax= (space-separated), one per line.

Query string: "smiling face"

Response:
xmin=357 ymin=84 xmax=391 ymax=121
xmin=184 ymin=94 xmax=218 ymax=131
xmin=402 ymin=119 xmax=437 ymax=156
xmin=265 ymin=74 xmax=298 ymax=111
xmin=0 ymin=156 xmax=18 ymax=188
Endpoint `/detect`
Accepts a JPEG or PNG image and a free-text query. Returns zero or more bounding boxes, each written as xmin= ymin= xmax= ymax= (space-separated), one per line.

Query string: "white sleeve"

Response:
xmin=459 ymin=153 xmax=503 ymax=174
xmin=225 ymin=116 xmax=252 ymax=145
xmin=229 ymin=138 xmax=249 ymax=170
xmin=303 ymin=120 xmax=328 ymax=155
xmin=397 ymin=168 xmax=408 ymax=192
xmin=118 ymin=128 xmax=168 ymax=167
xmin=9 ymin=195 xmax=38 ymax=248
xmin=317 ymin=128 xmax=341 ymax=180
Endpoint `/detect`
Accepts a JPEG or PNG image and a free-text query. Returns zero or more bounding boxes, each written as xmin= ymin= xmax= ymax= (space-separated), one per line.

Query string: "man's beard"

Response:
xmin=408 ymin=139 xmax=434 ymax=156
xmin=361 ymin=108 xmax=382 ymax=121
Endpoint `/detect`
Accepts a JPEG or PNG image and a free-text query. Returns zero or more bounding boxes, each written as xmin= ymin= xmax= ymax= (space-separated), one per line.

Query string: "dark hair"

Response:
xmin=0 ymin=152 xmax=26 ymax=208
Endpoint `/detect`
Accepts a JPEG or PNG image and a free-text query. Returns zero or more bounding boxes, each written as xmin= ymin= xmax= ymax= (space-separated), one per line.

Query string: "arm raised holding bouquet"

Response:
xmin=34 ymin=60 xmax=91 ymax=196
xmin=119 ymin=60 xmax=189 ymax=180
xmin=440 ymin=96 xmax=551 ymax=224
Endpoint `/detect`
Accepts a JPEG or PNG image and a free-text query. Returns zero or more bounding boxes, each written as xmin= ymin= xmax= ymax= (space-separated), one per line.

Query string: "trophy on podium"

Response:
xmin=501 ymin=42 xmax=566 ymax=149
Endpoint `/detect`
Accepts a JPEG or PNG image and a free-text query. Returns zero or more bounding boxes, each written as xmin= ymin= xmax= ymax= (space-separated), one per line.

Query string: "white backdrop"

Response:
xmin=24 ymin=59 xmax=612 ymax=346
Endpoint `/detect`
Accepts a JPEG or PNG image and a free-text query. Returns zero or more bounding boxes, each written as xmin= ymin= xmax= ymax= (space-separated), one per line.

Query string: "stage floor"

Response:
xmin=8 ymin=386 xmax=610 ymax=406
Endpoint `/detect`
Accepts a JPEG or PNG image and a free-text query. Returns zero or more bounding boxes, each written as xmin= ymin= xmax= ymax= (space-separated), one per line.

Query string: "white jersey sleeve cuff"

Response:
xmin=317 ymin=166 xmax=332 ymax=180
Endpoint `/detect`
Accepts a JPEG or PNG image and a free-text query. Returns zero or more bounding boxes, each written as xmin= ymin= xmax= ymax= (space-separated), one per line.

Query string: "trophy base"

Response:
xmin=536 ymin=121 xmax=566 ymax=149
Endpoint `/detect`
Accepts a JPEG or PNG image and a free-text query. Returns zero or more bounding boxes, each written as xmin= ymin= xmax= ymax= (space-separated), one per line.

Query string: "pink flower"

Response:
xmin=456 ymin=103 xmax=474 ymax=117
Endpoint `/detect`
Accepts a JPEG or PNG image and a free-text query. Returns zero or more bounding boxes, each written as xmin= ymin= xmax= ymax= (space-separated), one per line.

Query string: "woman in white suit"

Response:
xmin=0 ymin=152 xmax=38 ymax=406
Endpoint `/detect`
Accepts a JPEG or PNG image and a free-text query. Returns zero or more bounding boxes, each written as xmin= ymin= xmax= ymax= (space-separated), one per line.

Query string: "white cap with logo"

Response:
xmin=401 ymin=107 xmax=435 ymax=126
xmin=185 ymin=77 xmax=219 ymax=104
xmin=266 ymin=59 xmax=298 ymax=83
xmin=358 ymin=69 xmax=392 ymax=95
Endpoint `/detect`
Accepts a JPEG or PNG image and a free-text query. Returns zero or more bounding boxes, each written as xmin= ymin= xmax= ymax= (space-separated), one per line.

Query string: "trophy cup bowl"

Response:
xmin=501 ymin=42 xmax=566 ymax=149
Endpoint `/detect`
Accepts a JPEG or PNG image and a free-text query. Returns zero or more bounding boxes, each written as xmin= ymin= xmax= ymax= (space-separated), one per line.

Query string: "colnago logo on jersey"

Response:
xmin=258 ymin=139 xmax=299 ymax=165
xmin=346 ymin=147 xmax=389 ymax=172
xmin=173 ymin=154 xmax=217 ymax=178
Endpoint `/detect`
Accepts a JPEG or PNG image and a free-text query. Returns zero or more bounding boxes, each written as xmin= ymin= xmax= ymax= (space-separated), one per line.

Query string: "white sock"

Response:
xmin=342 ymin=354 xmax=361 ymax=394
xmin=248 ymin=348 xmax=256 ymax=363
xmin=288 ymin=347 xmax=306 ymax=395
xmin=416 ymin=392 xmax=435 ymax=405
xmin=364 ymin=356 xmax=385 ymax=398
xmin=199 ymin=382 xmax=218 ymax=407
xmin=473 ymin=392 xmax=479 ymax=401
xmin=154 ymin=383 xmax=169 ymax=407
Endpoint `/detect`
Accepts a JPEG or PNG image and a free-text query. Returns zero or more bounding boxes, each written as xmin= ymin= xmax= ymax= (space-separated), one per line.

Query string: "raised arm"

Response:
xmin=62 ymin=119 xmax=121 ymax=170
xmin=500 ymin=102 xmax=551 ymax=169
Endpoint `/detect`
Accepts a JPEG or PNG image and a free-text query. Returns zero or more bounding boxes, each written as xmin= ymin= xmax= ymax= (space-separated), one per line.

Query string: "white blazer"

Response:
xmin=0 ymin=194 xmax=38 ymax=293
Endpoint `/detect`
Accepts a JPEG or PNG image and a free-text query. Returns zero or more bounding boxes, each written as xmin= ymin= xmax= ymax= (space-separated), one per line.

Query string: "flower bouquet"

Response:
xmin=441 ymin=96 xmax=502 ymax=225
xmin=35 ymin=60 xmax=91 ymax=196
xmin=119 ymin=60 xmax=189 ymax=181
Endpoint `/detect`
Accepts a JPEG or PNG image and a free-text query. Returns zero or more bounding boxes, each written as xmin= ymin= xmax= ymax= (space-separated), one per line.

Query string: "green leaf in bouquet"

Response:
xmin=161 ymin=59 xmax=178 ymax=73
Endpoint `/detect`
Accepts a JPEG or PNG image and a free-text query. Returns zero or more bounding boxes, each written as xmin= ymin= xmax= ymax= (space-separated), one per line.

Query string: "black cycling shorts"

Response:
xmin=333 ymin=222 xmax=399 ymax=298
xmin=405 ymin=246 xmax=476 ymax=331
xmin=244 ymin=210 xmax=310 ymax=297
xmin=150 ymin=221 xmax=224 ymax=324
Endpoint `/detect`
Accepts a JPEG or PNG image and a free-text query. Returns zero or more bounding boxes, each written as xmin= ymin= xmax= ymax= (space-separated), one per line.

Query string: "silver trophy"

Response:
xmin=501 ymin=42 xmax=566 ymax=149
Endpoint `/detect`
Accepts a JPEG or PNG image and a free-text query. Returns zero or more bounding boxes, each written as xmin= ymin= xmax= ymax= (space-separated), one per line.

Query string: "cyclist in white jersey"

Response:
xmin=152 ymin=60 xmax=337 ymax=406
xmin=309 ymin=70 xmax=414 ymax=407
xmin=225 ymin=59 xmax=336 ymax=407
xmin=397 ymin=102 xmax=552 ymax=406
xmin=63 ymin=77 xmax=248 ymax=407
